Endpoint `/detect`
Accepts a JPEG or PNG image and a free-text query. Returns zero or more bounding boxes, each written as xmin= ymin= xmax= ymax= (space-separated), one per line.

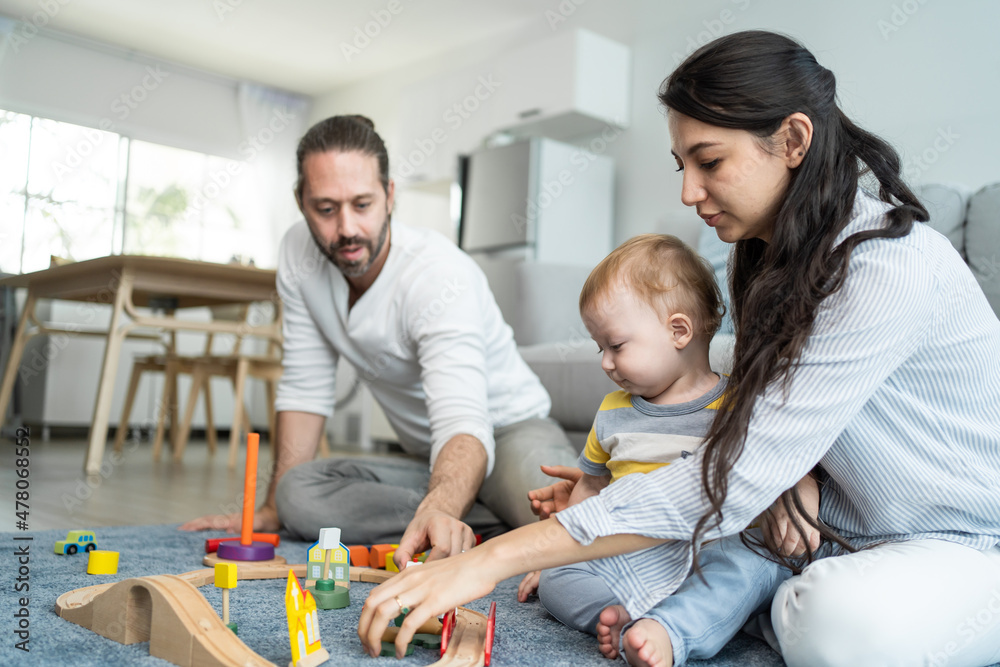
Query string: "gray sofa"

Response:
xmin=480 ymin=182 xmax=1000 ymax=451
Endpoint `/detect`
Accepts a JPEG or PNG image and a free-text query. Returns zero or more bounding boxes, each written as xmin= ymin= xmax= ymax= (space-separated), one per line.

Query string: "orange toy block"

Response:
xmin=347 ymin=545 xmax=369 ymax=567
xmin=369 ymin=544 xmax=398 ymax=569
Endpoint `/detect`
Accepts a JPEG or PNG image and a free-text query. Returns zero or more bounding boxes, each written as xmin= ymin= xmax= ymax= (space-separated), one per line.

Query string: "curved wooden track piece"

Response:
xmin=437 ymin=606 xmax=488 ymax=667
xmin=56 ymin=565 xmax=489 ymax=667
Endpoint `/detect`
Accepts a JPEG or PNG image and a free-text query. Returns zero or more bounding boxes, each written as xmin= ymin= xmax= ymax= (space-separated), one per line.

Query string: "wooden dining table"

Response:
xmin=0 ymin=255 xmax=279 ymax=475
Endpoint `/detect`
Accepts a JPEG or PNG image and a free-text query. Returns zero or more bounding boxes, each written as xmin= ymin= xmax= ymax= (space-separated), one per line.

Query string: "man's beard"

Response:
xmin=311 ymin=211 xmax=390 ymax=278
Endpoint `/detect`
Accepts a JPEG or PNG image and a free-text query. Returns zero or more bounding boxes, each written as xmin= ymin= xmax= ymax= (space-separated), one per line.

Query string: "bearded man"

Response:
xmin=182 ymin=115 xmax=575 ymax=569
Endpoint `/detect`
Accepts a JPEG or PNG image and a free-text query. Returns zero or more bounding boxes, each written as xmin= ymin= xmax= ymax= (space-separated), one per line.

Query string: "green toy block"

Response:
xmin=412 ymin=633 xmax=442 ymax=649
xmin=309 ymin=580 xmax=350 ymax=610
xmin=381 ymin=641 xmax=414 ymax=657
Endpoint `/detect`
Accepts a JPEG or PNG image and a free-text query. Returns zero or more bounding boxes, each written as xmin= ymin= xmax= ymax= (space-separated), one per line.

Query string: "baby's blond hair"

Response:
xmin=579 ymin=234 xmax=724 ymax=339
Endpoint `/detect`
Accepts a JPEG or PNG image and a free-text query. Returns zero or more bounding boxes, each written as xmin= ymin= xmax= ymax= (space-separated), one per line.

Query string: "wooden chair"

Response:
xmin=114 ymin=302 xmax=330 ymax=465
xmin=172 ymin=307 xmax=285 ymax=467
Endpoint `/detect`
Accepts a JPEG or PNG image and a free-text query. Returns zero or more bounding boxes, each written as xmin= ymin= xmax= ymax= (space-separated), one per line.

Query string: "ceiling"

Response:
xmin=0 ymin=0 xmax=602 ymax=96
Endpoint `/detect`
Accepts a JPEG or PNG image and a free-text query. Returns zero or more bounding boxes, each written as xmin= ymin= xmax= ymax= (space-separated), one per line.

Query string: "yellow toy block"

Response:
xmin=214 ymin=562 xmax=238 ymax=589
xmin=86 ymin=550 xmax=119 ymax=575
xmin=214 ymin=562 xmax=239 ymax=631
xmin=386 ymin=550 xmax=399 ymax=573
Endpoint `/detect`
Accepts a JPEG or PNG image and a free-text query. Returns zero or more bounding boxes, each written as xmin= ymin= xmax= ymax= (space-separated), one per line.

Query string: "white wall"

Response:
xmin=310 ymin=0 xmax=1000 ymax=248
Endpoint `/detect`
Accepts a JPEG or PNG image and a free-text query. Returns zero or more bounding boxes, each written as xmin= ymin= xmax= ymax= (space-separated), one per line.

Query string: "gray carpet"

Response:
xmin=0 ymin=524 xmax=786 ymax=666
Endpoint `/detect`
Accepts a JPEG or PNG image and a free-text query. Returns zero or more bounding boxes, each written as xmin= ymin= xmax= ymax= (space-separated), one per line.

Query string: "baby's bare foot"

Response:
xmin=596 ymin=604 xmax=631 ymax=660
xmin=622 ymin=618 xmax=674 ymax=667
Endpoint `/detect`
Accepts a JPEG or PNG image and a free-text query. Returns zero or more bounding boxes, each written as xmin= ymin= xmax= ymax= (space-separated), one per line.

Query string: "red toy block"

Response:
xmin=347 ymin=545 xmax=370 ymax=567
xmin=370 ymin=544 xmax=397 ymax=569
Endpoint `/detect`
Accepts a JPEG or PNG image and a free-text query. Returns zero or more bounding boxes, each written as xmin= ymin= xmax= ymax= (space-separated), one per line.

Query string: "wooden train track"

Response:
xmin=55 ymin=564 xmax=490 ymax=667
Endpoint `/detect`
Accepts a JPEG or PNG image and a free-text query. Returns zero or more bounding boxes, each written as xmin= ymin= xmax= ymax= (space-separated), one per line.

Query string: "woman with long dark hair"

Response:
xmin=359 ymin=31 xmax=1000 ymax=667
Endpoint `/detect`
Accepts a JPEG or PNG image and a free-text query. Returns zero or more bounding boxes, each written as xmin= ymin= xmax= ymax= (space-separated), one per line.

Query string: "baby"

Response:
xmin=519 ymin=234 xmax=818 ymax=658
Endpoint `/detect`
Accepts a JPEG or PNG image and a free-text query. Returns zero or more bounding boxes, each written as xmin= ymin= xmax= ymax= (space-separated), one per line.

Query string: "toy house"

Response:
xmin=304 ymin=528 xmax=350 ymax=589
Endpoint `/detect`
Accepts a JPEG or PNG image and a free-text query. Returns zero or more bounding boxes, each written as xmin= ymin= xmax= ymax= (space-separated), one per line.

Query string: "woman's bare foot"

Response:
xmin=622 ymin=618 xmax=674 ymax=667
xmin=596 ymin=604 xmax=631 ymax=659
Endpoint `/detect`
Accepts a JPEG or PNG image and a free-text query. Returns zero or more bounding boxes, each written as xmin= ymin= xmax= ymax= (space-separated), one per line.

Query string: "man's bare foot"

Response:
xmin=622 ymin=618 xmax=674 ymax=667
xmin=596 ymin=604 xmax=631 ymax=659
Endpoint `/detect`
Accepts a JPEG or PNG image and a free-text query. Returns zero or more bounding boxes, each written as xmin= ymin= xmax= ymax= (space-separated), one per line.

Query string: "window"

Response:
xmin=0 ymin=109 xmax=266 ymax=274
xmin=125 ymin=140 xmax=264 ymax=265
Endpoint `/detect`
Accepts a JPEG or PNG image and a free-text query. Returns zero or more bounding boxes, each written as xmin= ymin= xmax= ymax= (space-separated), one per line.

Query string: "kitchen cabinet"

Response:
xmin=493 ymin=28 xmax=630 ymax=141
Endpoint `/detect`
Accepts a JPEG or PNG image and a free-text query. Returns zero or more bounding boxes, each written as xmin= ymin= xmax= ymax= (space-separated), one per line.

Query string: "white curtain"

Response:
xmin=236 ymin=83 xmax=310 ymax=268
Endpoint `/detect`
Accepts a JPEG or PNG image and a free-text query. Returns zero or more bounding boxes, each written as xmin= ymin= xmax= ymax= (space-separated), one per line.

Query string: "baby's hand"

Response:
xmin=762 ymin=473 xmax=821 ymax=557
xmin=527 ymin=465 xmax=583 ymax=519
xmin=517 ymin=570 xmax=542 ymax=602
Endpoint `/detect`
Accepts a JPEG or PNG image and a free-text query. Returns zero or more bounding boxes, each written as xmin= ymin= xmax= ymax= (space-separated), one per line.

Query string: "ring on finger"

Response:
xmin=395 ymin=596 xmax=410 ymax=615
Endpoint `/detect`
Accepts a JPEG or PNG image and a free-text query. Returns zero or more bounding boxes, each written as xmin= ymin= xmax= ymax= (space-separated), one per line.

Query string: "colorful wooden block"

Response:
xmin=214 ymin=563 xmax=238 ymax=589
xmin=369 ymin=544 xmax=397 ymax=569
xmin=86 ymin=550 xmax=119 ymax=575
xmin=214 ymin=563 xmax=238 ymax=631
xmin=347 ymin=545 xmax=369 ymax=567
xmin=413 ymin=633 xmax=442 ymax=649
xmin=380 ymin=641 xmax=413 ymax=657
xmin=310 ymin=579 xmax=349 ymax=610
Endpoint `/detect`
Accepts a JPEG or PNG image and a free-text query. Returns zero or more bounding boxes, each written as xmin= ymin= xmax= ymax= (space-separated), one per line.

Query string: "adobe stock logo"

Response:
xmin=877 ymin=0 xmax=930 ymax=40
xmin=902 ymin=127 xmax=959 ymax=183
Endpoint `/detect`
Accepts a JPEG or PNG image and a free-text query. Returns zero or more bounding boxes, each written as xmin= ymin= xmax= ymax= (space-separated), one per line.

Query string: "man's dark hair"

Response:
xmin=295 ymin=115 xmax=390 ymax=199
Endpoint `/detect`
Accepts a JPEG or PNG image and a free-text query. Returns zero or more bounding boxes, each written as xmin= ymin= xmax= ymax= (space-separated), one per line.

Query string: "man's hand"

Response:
xmin=393 ymin=509 xmax=476 ymax=568
xmin=179 ymin=504 xmax=280 ymax=533
xmin=761 ymin=473 xmax=821 ymax=557
xmin=517 ymin=570 xmax=541 ymax=602
xmin=527 ymin=465 xmax=583 ymax=520
xmin=391 ymin=434 xmax=486 ymax=569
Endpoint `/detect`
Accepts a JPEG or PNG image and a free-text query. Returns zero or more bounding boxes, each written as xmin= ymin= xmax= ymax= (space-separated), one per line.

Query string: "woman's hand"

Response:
xmin=761 ymin=473 xmax=821 ymax=557
xmin=527 ymin=465 xmax=583 ymax=519
xmin=358 ymin=548 xmax=500 ymax=658
xmin=357 ymin=517 xmax=666 ymax=657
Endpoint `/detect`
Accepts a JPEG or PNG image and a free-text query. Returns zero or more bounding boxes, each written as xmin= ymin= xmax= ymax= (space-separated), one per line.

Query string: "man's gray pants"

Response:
xmin=275 ymin=417 xmax=577 ymax=544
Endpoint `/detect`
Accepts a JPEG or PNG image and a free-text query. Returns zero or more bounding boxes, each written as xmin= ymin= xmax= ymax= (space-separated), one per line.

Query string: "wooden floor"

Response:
xmin=0 ymin=431 xmax=358 ymax=532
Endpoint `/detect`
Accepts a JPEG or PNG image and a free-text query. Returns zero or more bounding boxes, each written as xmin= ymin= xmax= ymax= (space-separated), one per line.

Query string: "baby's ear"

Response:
xmin=668 ymin=313 xmax=694 ymax=349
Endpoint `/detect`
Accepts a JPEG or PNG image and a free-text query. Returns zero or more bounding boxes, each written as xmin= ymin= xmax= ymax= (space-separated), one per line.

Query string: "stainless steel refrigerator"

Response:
xmin=457 ymin=136 xmax=614 ymax=267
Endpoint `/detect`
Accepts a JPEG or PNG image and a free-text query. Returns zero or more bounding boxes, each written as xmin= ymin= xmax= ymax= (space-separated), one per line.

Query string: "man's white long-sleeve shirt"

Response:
xmin=274 ymin=221 xmax=552 ymax=476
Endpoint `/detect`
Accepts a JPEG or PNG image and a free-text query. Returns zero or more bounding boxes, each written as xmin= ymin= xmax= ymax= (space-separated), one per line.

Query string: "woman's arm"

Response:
xmin=358 ymin=518 xmax=665 ymax=657
xmin=557 ymin=236 xmax=941 ymax=550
